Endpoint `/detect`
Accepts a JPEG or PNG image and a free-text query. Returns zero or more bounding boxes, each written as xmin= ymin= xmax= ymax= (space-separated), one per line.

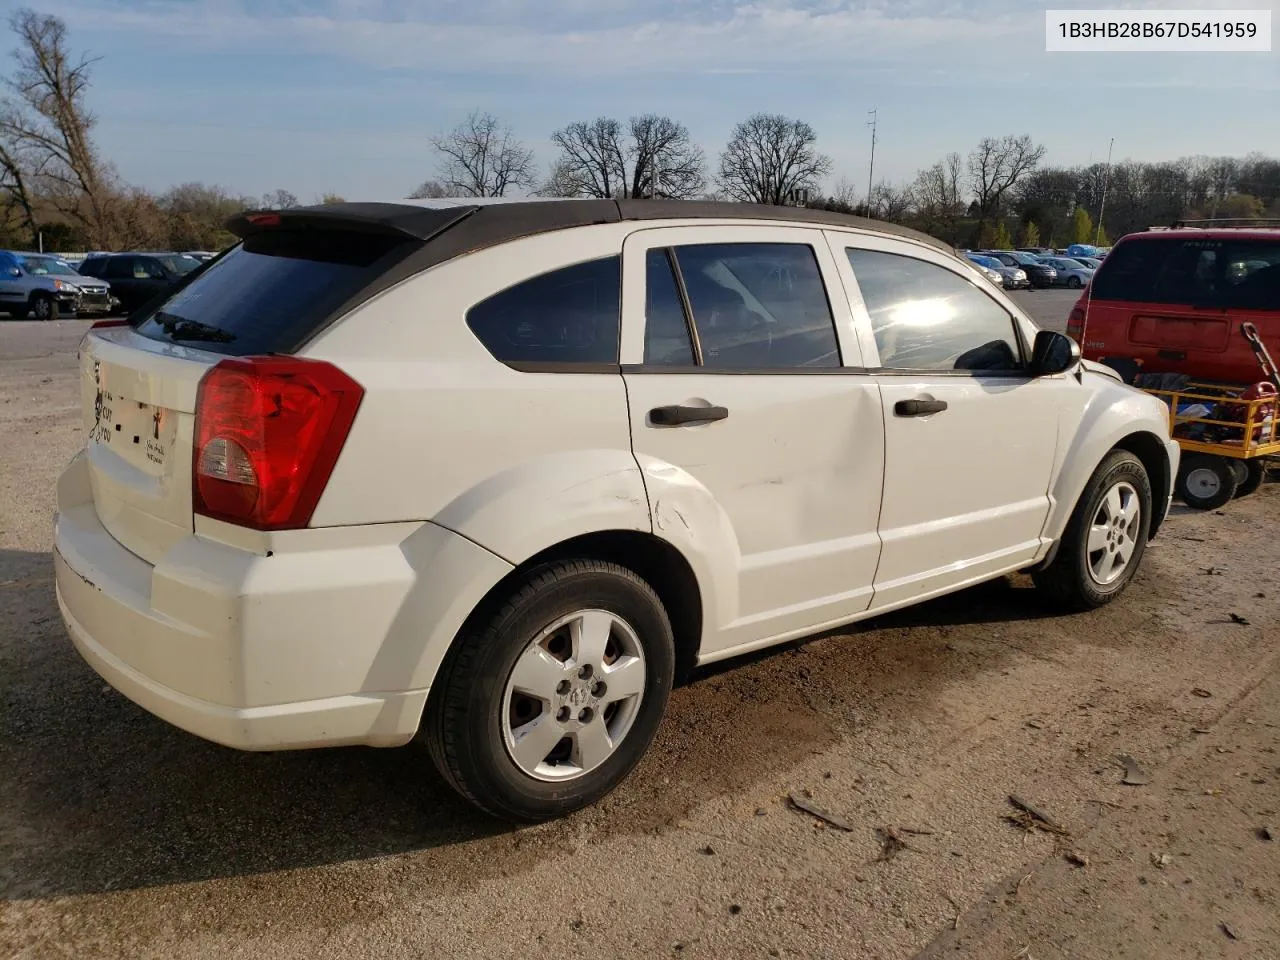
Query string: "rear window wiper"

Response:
xmin=155 ymin=314 xmax=237 ymax=343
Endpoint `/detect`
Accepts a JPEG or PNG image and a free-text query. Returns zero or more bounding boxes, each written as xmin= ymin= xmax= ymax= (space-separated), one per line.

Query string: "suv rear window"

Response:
xmin=131 ymin=230 xmax=411 ymax=355
xmin=1091 ymin=236 xmax=1280 ymax=310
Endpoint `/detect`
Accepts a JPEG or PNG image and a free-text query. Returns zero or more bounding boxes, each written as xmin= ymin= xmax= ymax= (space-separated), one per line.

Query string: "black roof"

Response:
xmin=226 ymin=198 xmax=954 ymax=261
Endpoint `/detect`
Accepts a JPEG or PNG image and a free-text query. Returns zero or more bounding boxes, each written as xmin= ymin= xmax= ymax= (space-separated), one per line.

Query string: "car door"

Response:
xmin=103 ymin=257 xmax=141 ymax=309
xmin=133 ymin=256 xmax=174 ymax=304
xmin=827 ymin=232 xmax=1063 ymax=612
xmin=619 ymin=224 xmax=886 ymax=658
xmin=0 ymin=252 xmax=26 ymax=314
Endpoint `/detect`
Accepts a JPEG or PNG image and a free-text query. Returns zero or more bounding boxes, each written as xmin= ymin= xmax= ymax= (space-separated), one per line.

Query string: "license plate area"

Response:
xmin=90 ymin=363 xmax=175 ymax=475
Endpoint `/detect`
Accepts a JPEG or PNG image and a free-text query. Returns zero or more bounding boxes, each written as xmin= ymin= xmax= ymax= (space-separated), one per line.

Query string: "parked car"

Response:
xmin=56 ymin=198 xmax=1180 ymax=822
xmin=965 ymin=254 xmax=1005 ymax=287
xmin=77 ymin=252 xmax=204 ymax=314
xmin=1069 ymin=256 xmax=1104 ymax=271
xmin=1068 ymin=225 xmax=1280 ymax=384
xmin=983 ymin=250 xmax=1057 ymax=288
xmin=183 ymin=250 xmax=218 ymax=262
xmin=0 ymin=250 xmax=117 ymax=320
xmin=968 ymin=253 xmax=1028 ymax=290
xmin=1038 ymin=255 xmax=1095 ymax=289
xmin=1017 ymin=247 xmax=1056 ymax=257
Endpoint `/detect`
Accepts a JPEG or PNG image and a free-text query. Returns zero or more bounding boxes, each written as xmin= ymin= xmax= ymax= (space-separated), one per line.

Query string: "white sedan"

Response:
xmin=55 ymin=198 xmax=1179 ymax=822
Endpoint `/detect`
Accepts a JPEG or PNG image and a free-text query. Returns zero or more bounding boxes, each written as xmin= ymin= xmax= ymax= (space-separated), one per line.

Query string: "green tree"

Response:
xmin=1096 ymin=224 xmax=1111 ymax=245
xmin=992 ymin=221 xmax=1014 ymax=249
xmin=1069 ymin=206 xmax=1094 ymax=244
xmin=1018 ymin=220 xmax=1040 ymax=247
xmin=319 ymin=193 xmax=345 ymax=205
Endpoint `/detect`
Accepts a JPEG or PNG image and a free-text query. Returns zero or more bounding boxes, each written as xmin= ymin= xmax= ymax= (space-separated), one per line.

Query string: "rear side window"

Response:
xmin=78 ymin=257 xmax=104 ymax=276
xmin=104 ymin=258 xmax=133 ymax=280
xmin=132 ymin=230 xmax=410 ymax=355
xmin=673 ymin=242 xmax=840 ymax=369
xmin=1092 ymin=237 xmax=1280 ymax=309
xmin=466 ymin=256 xmax=621 ymax=366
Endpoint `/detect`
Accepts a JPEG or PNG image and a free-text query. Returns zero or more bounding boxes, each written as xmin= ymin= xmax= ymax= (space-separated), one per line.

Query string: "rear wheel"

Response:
xmin=1034 ymin=450 xmax=1151 ymax=611
xmin=1176 ymin=454 xmax=1239 ymax=510
xmin=1067 ymin=276 xmax=1082 ymax=288
xmin=424 ymin=559 xmax=675 ymax=822
xmin=1235 ymin=460 xmax=1268 ymax=498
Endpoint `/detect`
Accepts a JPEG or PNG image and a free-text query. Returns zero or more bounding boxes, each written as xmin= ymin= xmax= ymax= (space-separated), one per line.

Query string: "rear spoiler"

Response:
xmin=226 ymin=202 xmax=481 ymax=243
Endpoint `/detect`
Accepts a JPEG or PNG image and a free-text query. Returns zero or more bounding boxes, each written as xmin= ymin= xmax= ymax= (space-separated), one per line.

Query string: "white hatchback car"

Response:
xmin=55 ymin=198 xmax=1179 ymax=822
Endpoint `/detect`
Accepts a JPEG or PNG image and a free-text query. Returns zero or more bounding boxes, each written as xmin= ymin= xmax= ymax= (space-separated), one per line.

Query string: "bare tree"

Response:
xmin=717 ymin=113 xmax=832 ymax=205
xmin=546 ymin=114 xmax=705 ymax=200
xmin=967 ymin=134 xmax=1046 ymax=242
xmin=912 ymin=152 xmax=964 ymax=231
xmin=0 ymin=9 xmax=115 ymax=246
xmin=0 ymin=139 xmax=36 ymax=243
xmin=429 ymin=110 xmax=535 ymax=198
xmin=260 ymin=188 xmax=300 ymax=209
xmin=868 ymin=181 xmax=914 ymax=223
xmin=408 ymin=179 xmax=455 ymax=199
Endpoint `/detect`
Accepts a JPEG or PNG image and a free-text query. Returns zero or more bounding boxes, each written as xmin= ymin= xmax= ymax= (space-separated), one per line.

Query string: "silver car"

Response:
xmin=0 ymin=250 xmax=117 ymax=319
xmin=1039 ymin=256 xmax=1095 ymax=289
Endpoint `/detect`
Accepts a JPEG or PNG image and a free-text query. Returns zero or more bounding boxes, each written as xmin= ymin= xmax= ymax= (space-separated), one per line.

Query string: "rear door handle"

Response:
xmin=649 ymin=404 xmax=729 ymax=426
xmin=894 ymin=398 xmax=948 ymax=417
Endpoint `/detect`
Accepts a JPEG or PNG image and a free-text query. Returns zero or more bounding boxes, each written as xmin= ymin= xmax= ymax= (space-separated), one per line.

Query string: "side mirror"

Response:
xmin=1030 ymin=330 xmax=1080 ymax=376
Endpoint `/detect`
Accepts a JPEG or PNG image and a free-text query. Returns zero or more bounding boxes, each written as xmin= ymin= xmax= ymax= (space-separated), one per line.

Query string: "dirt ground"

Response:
xmin=2 ymin=315 xmax=1277 ymax=960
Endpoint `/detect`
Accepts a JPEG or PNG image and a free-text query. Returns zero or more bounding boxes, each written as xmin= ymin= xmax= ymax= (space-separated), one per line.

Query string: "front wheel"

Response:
xmin=1034 ymin=450 xmax=1152 ymax=611
xmin=423 ymin=559 xmax=675 ymax=822
xmin=1176 ymin=453 xmax=1239 ymax=510
xmin=29 ymin=293 xmax=58 ymax=321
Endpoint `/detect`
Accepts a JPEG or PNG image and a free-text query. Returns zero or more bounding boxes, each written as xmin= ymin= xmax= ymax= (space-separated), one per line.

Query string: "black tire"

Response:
xmin=1033 ymin=449 xmax=1152 ymax=611
xmin=29 ymin=293 xmax=58 ymax=321
xmin=1235 ymin=460 xmax=1267 ymax=498
xmin=423 ymin=559 xmax=676 ymax=822
xmin=1175 ymin=453 xmax=1239 ymax=510
xmin=1067 ymin=276 xmax=1082 ymax=288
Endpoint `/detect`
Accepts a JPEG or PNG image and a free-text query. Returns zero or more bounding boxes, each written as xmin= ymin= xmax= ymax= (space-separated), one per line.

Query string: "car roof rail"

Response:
xmin=1163 ymin=217 xmax=1280 ymax=229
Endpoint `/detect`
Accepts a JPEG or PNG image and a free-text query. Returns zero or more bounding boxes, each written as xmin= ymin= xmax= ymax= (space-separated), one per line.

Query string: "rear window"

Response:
xmin=131 ymin=230 xmax=411 ymax=355
xmin=1091 ymin=236 xmax=1280 ymax=310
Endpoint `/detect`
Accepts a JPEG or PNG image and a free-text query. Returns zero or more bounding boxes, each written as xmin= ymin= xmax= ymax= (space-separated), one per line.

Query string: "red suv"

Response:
xmin=1068 ymin=226 xmax=1280 ymax=383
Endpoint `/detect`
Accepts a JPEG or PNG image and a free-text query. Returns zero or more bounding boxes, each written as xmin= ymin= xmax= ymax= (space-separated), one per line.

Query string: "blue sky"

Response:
xmin=5 ymin=0 xmax=1277 ymax=202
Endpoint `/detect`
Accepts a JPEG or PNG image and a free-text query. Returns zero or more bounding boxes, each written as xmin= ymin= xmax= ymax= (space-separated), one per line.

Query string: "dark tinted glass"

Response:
xmin=132 ymin=229 xmax=410 ymax=356
xmin=466 ymin=256 xmax=621 ymax=365
xmin=644 ymin=249 xmax=694 ymax=366
xmin=103 ymin=258 xmax=132 ymax=279
xmin=846 ymin=248 xmax=1023 ymax=372
xmin=672 ymin=242 xmax=839 ymax=369
xmin=78 ymin=257 xmax=105 ymax=277
xmin=1092 ymin=236 xmax=1280 ymax=309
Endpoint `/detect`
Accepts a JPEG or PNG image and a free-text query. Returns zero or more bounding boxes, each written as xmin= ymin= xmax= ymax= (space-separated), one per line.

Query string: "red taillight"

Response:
xmin=90 ymin=319 xmax=129 ymax=330
xmin=1066 ymin=306 xmax=1086 ymax=341
xmin=193 ymin=357 xmax=364 ymax=531
xmin=247 ymin=213 xmax=281 ymax=227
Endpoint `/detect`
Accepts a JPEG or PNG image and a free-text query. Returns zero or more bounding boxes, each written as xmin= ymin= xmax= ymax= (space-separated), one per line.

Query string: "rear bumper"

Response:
xmin=53 ymin=451 xmax=513 ymax=751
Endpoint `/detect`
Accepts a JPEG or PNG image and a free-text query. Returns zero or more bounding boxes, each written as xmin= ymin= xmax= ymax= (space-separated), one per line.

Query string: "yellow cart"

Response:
xmin=1141 ymin=380 xmax=1280 ymax=510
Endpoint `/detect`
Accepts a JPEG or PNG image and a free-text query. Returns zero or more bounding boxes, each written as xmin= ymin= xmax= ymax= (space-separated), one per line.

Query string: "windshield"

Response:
xmin=969 ymin=255 xmax=999 ymax=269
xmin=132 ymin=229 xmax=412 ymax=355
xmin=19 ymin=256 xmax=80 ymax=277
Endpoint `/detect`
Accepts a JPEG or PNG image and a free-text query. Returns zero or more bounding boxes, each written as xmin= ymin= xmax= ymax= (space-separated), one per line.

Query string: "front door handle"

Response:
xmin=894 ymin=398 xmax=948 ymax=417
xmin=649 ymin=404 xmax=729 ymax=426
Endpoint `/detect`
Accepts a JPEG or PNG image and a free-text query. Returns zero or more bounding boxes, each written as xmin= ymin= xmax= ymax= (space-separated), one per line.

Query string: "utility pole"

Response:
xmin=1095 ymin=137 xmax=1114 ymax=246
xmin=866 ymin=109 xmax=878 ymax=215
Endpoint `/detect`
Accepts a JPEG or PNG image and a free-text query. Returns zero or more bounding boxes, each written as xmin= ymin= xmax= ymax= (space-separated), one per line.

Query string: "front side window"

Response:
xmin=846 ymin=248 xmax=1025 ymax=373
xmin=466 ymin=256 xmax=621 ymax=366
xmin=104 ymin=258 xmax=132 ymax=280
xmin=664 ymin=242 xmax=841 ymax=369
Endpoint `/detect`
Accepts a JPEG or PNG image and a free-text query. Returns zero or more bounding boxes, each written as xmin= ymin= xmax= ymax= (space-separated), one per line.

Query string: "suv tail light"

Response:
xmin=1066 ymin=306 xmax=1086 ymax=341
xmin=193 ymin=357 xmax=364 ymax=530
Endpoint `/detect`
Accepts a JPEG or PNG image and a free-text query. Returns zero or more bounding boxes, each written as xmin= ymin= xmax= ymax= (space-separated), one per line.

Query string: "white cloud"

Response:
xmin=43 ymin=0 xmax=1034 ymax=73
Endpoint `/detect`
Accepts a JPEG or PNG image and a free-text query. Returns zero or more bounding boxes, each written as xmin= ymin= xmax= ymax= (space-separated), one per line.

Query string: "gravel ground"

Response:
xmin=2 ymin=315 xmax=1277 ymax=960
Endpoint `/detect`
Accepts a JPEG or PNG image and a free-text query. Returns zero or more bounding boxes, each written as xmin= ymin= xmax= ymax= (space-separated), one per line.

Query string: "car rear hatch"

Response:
xmin=76 ymin=203 xmax=474 ymax=562
xmin=1081 ymin=233 xmax=1280 ymax=379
